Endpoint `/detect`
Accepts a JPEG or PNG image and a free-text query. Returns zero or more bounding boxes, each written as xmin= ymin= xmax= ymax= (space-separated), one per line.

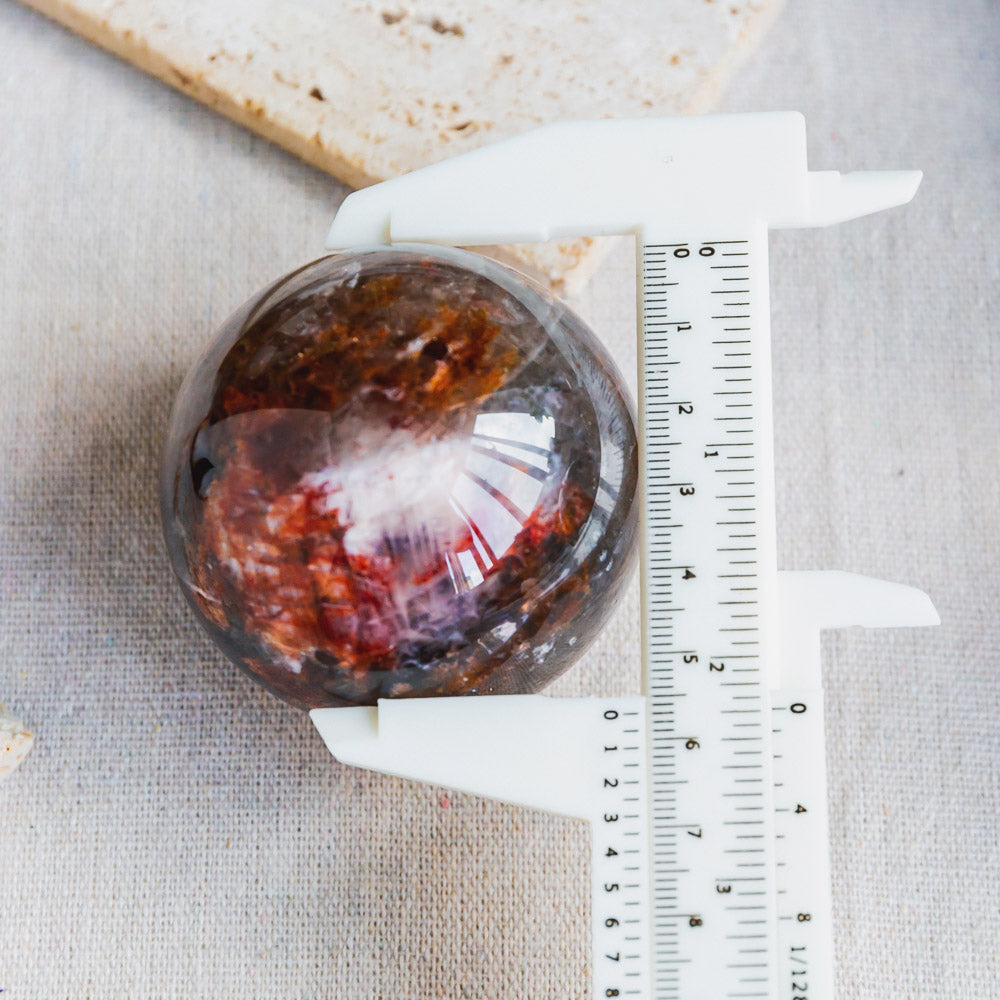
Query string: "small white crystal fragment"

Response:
xmin=0 ymin=704 xmax=34 ymax=781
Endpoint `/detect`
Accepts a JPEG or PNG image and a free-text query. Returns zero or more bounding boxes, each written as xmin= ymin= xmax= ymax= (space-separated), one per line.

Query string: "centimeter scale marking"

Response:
xmin=637 ymin=231 xmax=781 ymax=1000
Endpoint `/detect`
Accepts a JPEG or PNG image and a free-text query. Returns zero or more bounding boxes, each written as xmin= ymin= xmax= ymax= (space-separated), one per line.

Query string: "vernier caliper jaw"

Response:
xmin=313 ymin=694 xmax=618 ymax=821
xmin=313 ymin=573 xmax=938 ymax=806
xmin=326 ymin=112 xmax=921 ymax=247
xmin=317 ymin=110 xmax=934 ymax=790
xmin=778 ymin=571 xmax=938 ymax=690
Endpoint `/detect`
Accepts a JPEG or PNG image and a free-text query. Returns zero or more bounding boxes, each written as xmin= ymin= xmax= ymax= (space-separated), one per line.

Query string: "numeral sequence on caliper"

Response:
xmin=594 ymin=704 xmax=652 ymax=1000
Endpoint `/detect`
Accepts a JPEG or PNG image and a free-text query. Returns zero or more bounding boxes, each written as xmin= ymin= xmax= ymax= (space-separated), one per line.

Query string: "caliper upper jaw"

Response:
xmin=325 ymin=112 xmax=922 ymax=249
xmin=791 ymin=170 xmax=923 ymax=228
xmin=776 ymin=570 xmax=940 ymax=690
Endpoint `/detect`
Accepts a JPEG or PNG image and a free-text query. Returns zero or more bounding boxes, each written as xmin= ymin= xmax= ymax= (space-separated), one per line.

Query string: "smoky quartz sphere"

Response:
xmin=161 ymin=246 xmax=639 ymax=709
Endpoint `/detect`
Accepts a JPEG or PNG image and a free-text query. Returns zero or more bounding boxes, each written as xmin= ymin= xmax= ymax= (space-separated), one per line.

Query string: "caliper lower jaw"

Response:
xmin=312 ymin=570 xmax=938 ymax=809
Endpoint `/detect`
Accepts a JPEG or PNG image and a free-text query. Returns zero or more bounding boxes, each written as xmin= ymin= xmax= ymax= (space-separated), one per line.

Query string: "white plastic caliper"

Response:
xmin=313 ymin=112 xmax=938 ymax=1000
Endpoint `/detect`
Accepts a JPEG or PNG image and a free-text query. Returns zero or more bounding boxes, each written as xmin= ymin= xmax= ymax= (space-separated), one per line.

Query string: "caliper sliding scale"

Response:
xmin=314 ymin=113 xmax=939 ymax=1000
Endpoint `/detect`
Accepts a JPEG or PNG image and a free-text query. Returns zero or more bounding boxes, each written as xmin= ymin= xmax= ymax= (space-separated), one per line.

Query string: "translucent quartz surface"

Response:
xmin=161 ymin=247 xmax=638 ymax=708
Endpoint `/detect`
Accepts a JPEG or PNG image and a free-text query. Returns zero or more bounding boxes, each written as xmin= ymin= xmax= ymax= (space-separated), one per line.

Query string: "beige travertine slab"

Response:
xmin=16 ymin=0 xmax=783 ymax=288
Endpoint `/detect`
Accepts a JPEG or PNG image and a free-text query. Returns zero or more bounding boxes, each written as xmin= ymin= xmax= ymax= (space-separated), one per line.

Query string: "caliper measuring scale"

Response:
xmin=312 ymin=112 xmax=939 ymax=1000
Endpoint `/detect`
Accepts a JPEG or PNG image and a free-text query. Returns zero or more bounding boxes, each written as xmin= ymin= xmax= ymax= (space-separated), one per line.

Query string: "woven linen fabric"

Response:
xmin=1 ymin=0 xmax=997 ymax=997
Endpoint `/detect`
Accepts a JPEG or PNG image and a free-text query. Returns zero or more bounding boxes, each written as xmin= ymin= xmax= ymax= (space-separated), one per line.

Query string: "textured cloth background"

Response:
xmin=0 ymin=0 xmax=997 ymax=997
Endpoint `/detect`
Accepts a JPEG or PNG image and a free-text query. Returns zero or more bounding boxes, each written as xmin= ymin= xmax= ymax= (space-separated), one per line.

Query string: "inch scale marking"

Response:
xmin=313 ymin=113 xmax=939 ymax=1000
xmin=640 ymin=232 xmax=780 ymax=999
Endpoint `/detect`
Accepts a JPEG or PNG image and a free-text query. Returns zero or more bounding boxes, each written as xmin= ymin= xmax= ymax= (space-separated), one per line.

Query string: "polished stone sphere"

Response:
xmin=161 ymin=246 xmax=638 ymax=709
